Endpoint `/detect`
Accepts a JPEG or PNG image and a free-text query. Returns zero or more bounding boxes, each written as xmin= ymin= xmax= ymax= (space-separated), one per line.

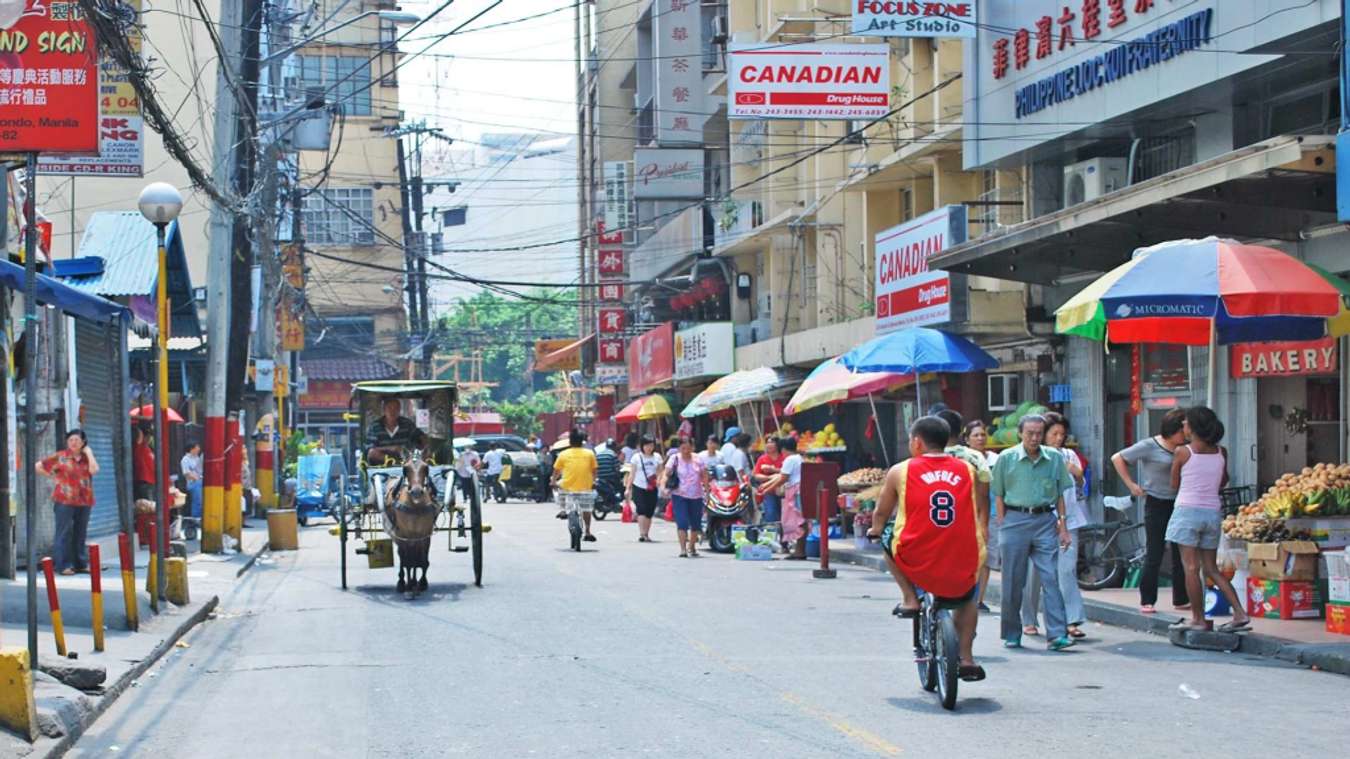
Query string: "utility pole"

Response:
xmin=395 ymin=136 xmax=419 ymax=378
xmin=574 ymin=0 xmax=587 ymax=347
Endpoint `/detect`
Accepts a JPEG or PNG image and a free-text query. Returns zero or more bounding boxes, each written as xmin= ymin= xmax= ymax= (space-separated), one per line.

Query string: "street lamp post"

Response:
xmin=138 ymin=182 xmax=183 ymax=604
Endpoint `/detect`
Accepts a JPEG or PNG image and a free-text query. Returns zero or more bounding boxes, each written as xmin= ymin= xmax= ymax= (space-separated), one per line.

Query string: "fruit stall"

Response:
xmin=837 ymin=467 xmax=887 ymax=545
xmin=1222 ymin=462 xmax=1350 ymax=634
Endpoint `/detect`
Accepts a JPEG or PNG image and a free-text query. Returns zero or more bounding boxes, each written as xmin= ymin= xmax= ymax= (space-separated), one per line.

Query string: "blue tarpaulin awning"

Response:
xmin=0 ymin=258 xmax=127 ymax=325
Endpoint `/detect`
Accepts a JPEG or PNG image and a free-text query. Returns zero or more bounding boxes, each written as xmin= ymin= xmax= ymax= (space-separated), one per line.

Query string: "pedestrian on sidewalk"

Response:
xmin=661 ymin=436 xmax=709 ymax=558
xmin=1021 ymin=413 xmax=1088 ymax=639
xmin=625 ymin=435 xmax=663 ymax=542
xmin=698 ymin=435 xmax=722 ymax=469
xmin=757 ymin=436 xmax=806 ymax=558
xmin=36 ymin=429 xmax=98 ymax=576
xmin=753 ymin=437 xmax=785 ymax=526
xmin=181 ymin=443 xmax=203 ymax=519
xmin=1166 ymin=406 xmax=1250 ymax=633
xmin=963 ymin=420 xmax=1001 ymax=611
xmin=1112 ymin=408 xmax=1189 ymax=614
xmin=991 ymin=414 xmax=1076 ymax=651
xmin=133 ymin=426 xmax=155 ymax=501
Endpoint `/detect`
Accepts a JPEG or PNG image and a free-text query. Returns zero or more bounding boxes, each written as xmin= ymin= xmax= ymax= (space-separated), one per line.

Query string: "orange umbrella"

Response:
xmin=130 ymin=404 xmax=184 ymax=423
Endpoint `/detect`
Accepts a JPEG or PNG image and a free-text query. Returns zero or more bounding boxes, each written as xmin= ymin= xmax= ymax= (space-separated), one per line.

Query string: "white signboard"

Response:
xmin=254 ymin=359 xmax=275 ymax=393
xmin=728 ymin=44 xmax=890 ymax=120
xmin=595 ymin=365 xmax=629 ymax=386
xmin=873 ymin=205 xmax=966 ymax=334
xmin=653 ymin=0 xmax=706 ymax=143
xmin=603 ymin=161 xmax=631 ymax=231
xmin=674 ymin=322 xmax=734 ymax=380
xmin=852 ymin=1 xmax=978 ymax=38
xmin=632 ymin=148 xmax=704 ymax=199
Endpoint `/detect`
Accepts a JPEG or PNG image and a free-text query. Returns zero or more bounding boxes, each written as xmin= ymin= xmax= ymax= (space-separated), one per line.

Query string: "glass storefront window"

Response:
xmin=1141 ymin=345 xmax=1190 ymax=396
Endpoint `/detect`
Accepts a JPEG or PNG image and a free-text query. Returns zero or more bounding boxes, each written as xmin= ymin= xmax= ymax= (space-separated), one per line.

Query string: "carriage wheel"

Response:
xmin=470 ymin=483 xmax=484 ymax=588
xmin=339 ymin=495 xmax=348 ymax=590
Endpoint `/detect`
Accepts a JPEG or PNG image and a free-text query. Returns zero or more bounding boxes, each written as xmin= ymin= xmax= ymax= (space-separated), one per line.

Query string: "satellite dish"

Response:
xmin=0 ymin=0 xmax=25 ymax=29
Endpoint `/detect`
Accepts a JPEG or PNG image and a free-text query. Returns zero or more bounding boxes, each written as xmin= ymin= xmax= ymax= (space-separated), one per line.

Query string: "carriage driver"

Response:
xmin=366 ymin=398 xmax=421 ymax=465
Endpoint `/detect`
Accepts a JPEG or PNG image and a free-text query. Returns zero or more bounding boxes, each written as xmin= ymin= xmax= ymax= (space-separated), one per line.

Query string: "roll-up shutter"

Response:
xmin=76 ymin=320 xmax=121 ymax=537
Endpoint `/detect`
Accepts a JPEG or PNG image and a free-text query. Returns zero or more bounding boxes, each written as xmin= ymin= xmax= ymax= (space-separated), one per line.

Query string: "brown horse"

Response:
xmin=382 ymin=450 xmax=440 ymax=595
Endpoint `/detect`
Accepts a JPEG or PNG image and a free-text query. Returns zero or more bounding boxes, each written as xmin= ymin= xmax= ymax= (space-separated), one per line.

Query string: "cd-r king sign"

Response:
xmin=0 ymin=0 xmax=100 ymax=153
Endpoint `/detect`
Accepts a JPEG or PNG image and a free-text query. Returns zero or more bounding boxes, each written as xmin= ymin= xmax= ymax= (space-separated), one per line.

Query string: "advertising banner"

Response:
xmin=728 ymin=43 xmax=890 ymax=120
xmin=41 ymin=0 xmax=142 ymax=175
xmin=632 ymin=148 xmax=704 ymax=199
xmin=674 ymin=322 xmax=734 ymax=380
xmin=534 ymin=338 xmax=582 ymax=372
xmin=628 ymin=323 xmax=674 ymax=393
xmin=852 ymin=1 xmax=978 ymax=38
xmin=0 ymin=0 xmax=100 ymax=153
xmin=602 ymin=160 xmax=631 ymax=232
xmin=1230 ymin=338 xmax=1337 ymax=379
xmin=874 ymin=205 xmax=965 ymax=334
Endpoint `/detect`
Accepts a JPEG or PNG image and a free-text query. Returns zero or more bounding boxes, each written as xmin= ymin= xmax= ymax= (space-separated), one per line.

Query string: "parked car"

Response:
xmin=470 ymin=435 xmax=542 ymax=501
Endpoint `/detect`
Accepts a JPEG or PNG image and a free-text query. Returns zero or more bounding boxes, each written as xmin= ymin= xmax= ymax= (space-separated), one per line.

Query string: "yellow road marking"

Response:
xmin=781 ymin=691 xmax=903 ymax=756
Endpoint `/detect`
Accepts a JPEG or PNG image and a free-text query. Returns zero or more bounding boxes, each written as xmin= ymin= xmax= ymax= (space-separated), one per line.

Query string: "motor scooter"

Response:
xmin=705 ymin=463 xmax=754 ymax=553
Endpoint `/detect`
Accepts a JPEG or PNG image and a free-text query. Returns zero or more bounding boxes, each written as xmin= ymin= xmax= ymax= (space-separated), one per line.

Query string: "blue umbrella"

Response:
xmin=840 ymin=327 xmax=999 ymax=410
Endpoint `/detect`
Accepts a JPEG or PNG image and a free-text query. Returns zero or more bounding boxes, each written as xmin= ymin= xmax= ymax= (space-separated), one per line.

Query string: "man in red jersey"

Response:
xmin=869 ymin=415 xmax=987 ymax=680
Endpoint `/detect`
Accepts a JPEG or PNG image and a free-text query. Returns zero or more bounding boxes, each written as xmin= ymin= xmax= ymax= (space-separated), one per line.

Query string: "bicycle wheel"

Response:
xmin=914 ymin=611 xmax=938 ymax=692
xmin=470 ymin=483 xmax=484 ymax=587
xmin=935 ymin=611 xmax=960 ymax=710
xmin=1077 ymin=530 xmax=1125 ymax=590
xmin=568 ymin=510 xmax=582 ymax=551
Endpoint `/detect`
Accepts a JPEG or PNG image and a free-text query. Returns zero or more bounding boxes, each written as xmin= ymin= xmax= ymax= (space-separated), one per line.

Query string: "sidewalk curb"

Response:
xmin=829 ymin=545 xmax=1350 ymax=677
xmin=40 ymin=595 xmax=220 ymax=759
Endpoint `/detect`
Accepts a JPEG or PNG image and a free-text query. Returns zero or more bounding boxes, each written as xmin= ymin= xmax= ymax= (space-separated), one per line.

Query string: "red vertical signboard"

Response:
xmin=0 ymin=0 xmax=100 ymax=153
xmin=628 ymin=323 xmax=675 ymax=394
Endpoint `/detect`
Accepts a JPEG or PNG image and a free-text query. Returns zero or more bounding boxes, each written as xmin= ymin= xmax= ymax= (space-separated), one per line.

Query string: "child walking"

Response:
xmin=1166 ymin=406 xmax=1250 ymax=633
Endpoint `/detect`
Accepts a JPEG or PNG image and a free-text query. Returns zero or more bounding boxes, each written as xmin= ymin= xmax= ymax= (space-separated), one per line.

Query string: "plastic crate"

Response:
xmin=1220 ymin=485 xmax=1254 ymax=516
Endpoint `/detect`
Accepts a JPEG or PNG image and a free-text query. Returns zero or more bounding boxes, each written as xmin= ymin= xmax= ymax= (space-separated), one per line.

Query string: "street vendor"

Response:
xmin=366 ymin=398 xmax=421 ymax=464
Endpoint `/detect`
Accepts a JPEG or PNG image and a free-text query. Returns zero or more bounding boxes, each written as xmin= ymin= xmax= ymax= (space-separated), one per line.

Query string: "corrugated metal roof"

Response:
xmin=301 ymin=357 xmax=399 ymax=381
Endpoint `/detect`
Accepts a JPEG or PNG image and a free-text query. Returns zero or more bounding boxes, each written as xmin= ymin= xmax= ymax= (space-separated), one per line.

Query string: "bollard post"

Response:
xmin=118 ymin=533 xmax=139 ymax=632
xmin=88 ymin=544 xmax=104 ymax=652
xmin=813 ymin=482 xmax=837 ymax=580
xmin=146 ymin=523 xmax=159 ymax=613
xmin=40 ymin=557 xmax=66 ymax=656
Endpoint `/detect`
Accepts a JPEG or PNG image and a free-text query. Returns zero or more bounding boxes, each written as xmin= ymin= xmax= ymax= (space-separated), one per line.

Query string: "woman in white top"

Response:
xmin=963 ymin=420 xmax=1001 ymax=611
xmin=624 ymin=436 xmax=664 ymax=543
xmin=1022 ymin=413 xmax=1089 ymax=639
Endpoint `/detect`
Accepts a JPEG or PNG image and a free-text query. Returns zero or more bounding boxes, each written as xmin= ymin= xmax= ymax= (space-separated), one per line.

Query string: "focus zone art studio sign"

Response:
xmin=0 ymin=0 xmax=99 ymax=153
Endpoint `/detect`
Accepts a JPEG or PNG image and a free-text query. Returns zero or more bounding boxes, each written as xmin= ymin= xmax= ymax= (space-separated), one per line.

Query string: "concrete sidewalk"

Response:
xmin=828 ymin=541 xmax=1350 ymax=677
xmin=0 ymin=524 xmax=271 ymax=757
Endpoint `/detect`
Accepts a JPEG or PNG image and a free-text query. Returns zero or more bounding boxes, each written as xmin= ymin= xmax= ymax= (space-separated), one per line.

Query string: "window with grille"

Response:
xmin=303 ymin=188 xmax=375 ymax=245
xmin=293 ymin=55 xmax=372 ymax=116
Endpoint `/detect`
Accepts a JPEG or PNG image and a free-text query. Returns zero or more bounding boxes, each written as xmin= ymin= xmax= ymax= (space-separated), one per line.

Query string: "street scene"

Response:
xmin=2 ymin=0 xmax=1350 ymax=756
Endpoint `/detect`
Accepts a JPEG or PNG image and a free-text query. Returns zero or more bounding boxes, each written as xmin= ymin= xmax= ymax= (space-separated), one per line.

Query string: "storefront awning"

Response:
xmin=535 ymin=334 xmax=592 ymax=371
xmin=0 ymin=258 xmax=126 ymax=325
xmin=932 ymin=135 xmax=1336 ymax=284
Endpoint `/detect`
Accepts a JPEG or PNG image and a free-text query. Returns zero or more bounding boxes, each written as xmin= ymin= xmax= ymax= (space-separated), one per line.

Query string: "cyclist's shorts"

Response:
xmin=930 ymin=584 xmax=978 ymax=609
xmin=880 ymin=517 xmax=896 ymax=556
xmin=558 ymin=491 xmax=595 ymax=513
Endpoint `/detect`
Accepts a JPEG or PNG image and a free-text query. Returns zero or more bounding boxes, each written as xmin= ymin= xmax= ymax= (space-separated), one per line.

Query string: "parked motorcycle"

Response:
xmin=705 ymin=463 xmax=754 ymax=553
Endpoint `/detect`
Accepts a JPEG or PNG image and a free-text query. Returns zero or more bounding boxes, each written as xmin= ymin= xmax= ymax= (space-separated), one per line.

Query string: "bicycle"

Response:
xmin=556 ymin=490 xmax=595 ymax=552
xmin=904 ymin=590 xmax=962 ymax=711
xmin=1076 ymin=495 xmax=1146 ymax=590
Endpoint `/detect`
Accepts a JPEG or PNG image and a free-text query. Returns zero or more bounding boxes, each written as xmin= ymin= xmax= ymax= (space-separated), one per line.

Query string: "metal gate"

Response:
xmin=76 ymin=320 xmax=126 ymax=537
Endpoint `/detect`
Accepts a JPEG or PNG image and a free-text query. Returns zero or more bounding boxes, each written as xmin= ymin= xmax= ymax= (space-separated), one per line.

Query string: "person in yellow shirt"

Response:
xmin=552 ymin=429 xmax=599 ymax=542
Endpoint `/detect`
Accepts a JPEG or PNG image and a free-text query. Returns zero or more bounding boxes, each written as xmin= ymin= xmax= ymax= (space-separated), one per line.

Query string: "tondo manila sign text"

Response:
xmin=852 ymin=1 xmax=977 ymax=38
xmin=873 ymin=206 xmax=965 ymax=334
xmin=728 ymin=44 xmax=889 ymax=120
xmin=0 ymin=0 xmax=99 ymax=153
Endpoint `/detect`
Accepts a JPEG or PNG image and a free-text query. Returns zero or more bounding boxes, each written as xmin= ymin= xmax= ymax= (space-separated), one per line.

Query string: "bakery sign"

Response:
xmin=1230 ymin=338 xmax=1337 ymax=379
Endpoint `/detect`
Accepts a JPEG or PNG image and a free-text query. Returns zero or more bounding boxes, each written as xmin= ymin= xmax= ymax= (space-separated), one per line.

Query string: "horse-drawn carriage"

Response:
xmin=338 ymin=380 xmax=486 ymax=595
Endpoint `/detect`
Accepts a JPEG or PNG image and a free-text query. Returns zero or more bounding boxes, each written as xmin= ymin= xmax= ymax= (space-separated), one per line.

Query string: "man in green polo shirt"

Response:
xmin=991 ymin=414 xmax=1074 ymax=652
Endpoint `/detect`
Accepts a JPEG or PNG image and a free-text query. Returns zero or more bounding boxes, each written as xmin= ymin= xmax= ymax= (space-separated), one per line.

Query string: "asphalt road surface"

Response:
xmin=70 ymin=499 xmax=1346 ymax=757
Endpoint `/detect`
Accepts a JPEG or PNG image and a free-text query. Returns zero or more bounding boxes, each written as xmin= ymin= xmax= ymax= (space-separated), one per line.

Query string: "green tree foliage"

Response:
xmin=493 ymin=392 xmax=560 ymax=437
xmin=435 ymin=290 xmax=578 ymax=403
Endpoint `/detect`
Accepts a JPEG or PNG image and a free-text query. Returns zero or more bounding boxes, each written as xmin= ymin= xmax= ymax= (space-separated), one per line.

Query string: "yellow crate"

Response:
xmin=364 ymin=538 xmax=394 ymax=569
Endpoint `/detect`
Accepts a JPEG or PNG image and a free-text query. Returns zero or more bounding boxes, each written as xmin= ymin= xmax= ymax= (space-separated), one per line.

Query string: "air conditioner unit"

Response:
xmin=1063 ymin=158 xmax=1127 ymax=207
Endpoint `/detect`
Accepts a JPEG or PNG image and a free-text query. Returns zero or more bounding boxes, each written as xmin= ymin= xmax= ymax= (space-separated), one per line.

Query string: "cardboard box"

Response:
xmin=1247 ymin=577 xmax=1323 ymax=620
xmin=1327 ymin=602 xmax=1350 ymax=636
xmin=735 ymin=544 xmax=774 ymax=561
xmin=1247 ymin=540 xmax=1320 ymax=581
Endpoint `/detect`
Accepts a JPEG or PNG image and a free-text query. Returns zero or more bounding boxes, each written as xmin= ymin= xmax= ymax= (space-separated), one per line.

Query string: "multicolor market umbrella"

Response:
xmin=840 ymin=327 xmax=999 ymax=411
xmin=680 ymin=367 xmax=794 ymax=418
xmin=1307 ymin=263 xmax=1350 ymax=338
xmin=130 ymin=404 xmax=184 ymax=423
xmin=784 ymin=357 xmax=916 ymax=415
xmin=1054 ymin=238 xmax=1340 ymax=345
xmin=614 ymin=395 xmax=672 ymax=424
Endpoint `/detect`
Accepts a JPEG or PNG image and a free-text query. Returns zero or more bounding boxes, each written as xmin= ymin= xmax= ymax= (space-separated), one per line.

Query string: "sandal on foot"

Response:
xmin=959 ymin=664 xmax=987 ymax=682
xmin=678 ymin=552 xmax=688 ymax=558
xmin=1068 ymin=627 xmax=1087 ymax=639
xmin=892 ymin=603 xmax=920 ymax=619
xmin=1023 ymin=625 xmax=1040 ymax=637
xmin=1217 ymin=619 xmax=1251 ymax=633
xmin=1139 ymin=605 xmax=1156 ymax=614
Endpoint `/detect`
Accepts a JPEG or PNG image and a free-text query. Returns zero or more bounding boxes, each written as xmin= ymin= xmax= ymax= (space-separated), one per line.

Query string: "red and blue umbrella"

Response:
xmin=1055 ymin=238 xmax=1341 ymax=345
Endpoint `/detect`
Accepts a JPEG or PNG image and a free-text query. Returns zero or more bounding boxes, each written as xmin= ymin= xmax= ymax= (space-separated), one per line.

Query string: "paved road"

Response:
xmin=70 ymin=500 xmax=1345 ymax=757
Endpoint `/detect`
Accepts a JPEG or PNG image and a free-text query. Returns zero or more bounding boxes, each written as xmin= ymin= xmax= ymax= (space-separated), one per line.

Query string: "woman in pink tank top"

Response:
xmin=1165 ymin=406 xmax=1250 ymax=633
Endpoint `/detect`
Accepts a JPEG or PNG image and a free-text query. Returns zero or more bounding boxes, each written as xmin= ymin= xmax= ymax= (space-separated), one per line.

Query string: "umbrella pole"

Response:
xmin=915 ymin=375 xmax=923 ymax=414
xmin=768 ymin=396 xmax=780 ymax=432
xmin=868 ymin=393 xmax=890 ymax=467
xmin=1207 ymin=321 xmax=1217 ymax=406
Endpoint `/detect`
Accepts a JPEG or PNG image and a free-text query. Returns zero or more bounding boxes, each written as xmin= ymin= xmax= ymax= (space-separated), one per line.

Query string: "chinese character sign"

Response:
xmin=598 ymin=248 xmax=624 ymax=276
xmin=598 ymin=282 xmax=624 ymax=302
xmin=0 ymin=0 xmax=100 ymax=153
xmin=653 ymin=0 xmax=705 ymax=142
xmin=598 ymin=308 xmax=626 ymax=334
xmin=598 ymin=338 xmax=625 ymax=364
